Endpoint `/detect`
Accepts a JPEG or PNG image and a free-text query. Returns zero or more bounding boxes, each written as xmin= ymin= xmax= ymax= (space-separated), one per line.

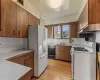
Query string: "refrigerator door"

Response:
xmin=43 ymin=28 xmax=48 ymax=53
xmin=38 ymin=26 xmax=43 ymax=56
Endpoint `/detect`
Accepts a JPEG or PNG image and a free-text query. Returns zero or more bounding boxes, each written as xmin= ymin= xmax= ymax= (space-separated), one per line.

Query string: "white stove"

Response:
xmin=73 ymin=47 xmax=89 ymax=52
xmin=71 ymin=41 xmax=96 ymax=80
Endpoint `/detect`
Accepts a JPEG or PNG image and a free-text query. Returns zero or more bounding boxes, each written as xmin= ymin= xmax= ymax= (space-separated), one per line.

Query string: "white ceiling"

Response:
xmin=29 ymin=0 xmax=86 ymax=25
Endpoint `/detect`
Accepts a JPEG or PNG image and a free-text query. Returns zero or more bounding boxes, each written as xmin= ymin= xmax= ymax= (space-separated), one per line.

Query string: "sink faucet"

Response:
xmin=69 ymin=38 xmax=74 ymax=43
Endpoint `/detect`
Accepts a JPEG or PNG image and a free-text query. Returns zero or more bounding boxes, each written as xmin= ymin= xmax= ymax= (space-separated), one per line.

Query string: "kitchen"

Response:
xmin=0 ymin=0 xmax=100 ymax=80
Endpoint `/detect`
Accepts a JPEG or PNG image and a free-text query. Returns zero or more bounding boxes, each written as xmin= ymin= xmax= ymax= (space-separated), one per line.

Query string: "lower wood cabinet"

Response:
xmin=19 ymin=70 xmax=33 ymax=80
xmin=56 ymin=46 xmax=71 ymax=61
xmin=7 ymin=51 xmax=34 ymax=80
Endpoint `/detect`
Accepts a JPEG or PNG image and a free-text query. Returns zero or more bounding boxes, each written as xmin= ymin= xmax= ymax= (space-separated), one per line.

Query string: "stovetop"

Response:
xmin=73 ymin=47 xmax=89 ymax=52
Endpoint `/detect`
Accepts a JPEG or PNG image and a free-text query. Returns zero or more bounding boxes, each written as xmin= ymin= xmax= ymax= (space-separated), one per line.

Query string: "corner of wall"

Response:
xmin=76 ymin=0 xmax=88 ymax=21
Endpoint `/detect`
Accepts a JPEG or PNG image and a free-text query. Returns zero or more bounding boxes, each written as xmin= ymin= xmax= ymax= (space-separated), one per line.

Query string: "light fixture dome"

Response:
xmin=47 ymin=0 xmax=63 ymax=9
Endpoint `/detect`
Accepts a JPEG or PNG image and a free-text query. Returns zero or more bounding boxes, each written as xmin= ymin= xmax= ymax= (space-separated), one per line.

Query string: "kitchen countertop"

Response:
xmin=0 ymin=49 xmax=33 ymax=80
xmin=56 ymin=43 xmax=84 ymax=47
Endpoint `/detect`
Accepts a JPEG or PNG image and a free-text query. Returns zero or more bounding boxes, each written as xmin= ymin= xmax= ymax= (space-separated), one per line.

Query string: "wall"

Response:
xmin=46 ymin=22 xmax=78 ymax=38
xmin=0 ymin=37 xmax=27 ymax=53
xmin=12 ymin=0 xmax=40 ymax=19
xmin=47 ymin=38 xmax=69 ymax=46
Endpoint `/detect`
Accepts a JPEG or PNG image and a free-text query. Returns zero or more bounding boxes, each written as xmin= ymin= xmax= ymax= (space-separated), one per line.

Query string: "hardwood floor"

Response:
xmin=32 ymin=59 xmax=72 ymax=80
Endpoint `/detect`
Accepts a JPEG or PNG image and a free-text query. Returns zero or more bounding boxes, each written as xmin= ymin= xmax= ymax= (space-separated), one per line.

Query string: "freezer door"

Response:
xmin=38 ymin=53 xmax=48 ymax=77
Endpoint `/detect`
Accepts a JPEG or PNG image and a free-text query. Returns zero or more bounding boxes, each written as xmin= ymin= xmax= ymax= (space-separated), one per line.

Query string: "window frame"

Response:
xmin=53 ymin=25 xmax=70 ymax=39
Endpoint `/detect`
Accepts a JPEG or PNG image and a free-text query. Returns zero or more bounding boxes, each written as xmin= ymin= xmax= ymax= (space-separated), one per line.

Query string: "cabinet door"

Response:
xmin=11 ymin=1 xmax=17 ymax=37
xmin=35 ymin=17 xmax=40 ymax=24
xmin=25 ymin=57 xmax=34 ymax=68
xmin=1 ymin=0 xmax=11 ymax=37
xmin=19 ymin=70 xmax=33 ymax=80
xmin=88 ymin=0 xmax=100 ymax=24
xmin=45 ymin=26 xmax=53 ymax=38
xmin=24 ymin=58 xmax=34 ymax=79
xmin=56 ymin=46 xmax=70 ymax=61
xmin=28 ymin=13 xmax=34 ymax=25
xmin=70 ymin=23 xmax=78 ymax=38
xmin=17 ymin=5 xmax=23 ymax=38
xmin=22 ymin=10 xmax=28 ymax=38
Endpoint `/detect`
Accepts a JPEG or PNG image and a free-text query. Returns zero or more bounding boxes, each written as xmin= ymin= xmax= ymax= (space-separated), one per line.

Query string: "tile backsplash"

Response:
xmin=0 ymin=37 xmax=28 ymax=53
xmin=47 ymin=38 xmax=69 ymax=46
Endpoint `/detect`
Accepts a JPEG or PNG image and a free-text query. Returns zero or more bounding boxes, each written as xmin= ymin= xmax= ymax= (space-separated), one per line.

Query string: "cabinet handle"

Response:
xmin=13 ymin=30 xmax=15 ymax=36
xmin=18 ymin=31 xmax=20 ymax=36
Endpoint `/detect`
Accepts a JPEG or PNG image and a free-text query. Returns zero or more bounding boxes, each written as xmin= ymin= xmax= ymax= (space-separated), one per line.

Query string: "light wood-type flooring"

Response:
xmin=32 ymin=59 xmax=72 ymax=80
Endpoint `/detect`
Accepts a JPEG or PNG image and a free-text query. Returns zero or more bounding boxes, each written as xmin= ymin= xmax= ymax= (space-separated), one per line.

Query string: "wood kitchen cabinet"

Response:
xmin=11 ymin=2 xmax=17 ymax=37
xmin=19 ymin=70 xmax=33 ymax=80
xmin=28 ymin=13 xmax=34 ymax=25
xmin=0 ymin=0 xmax=40 ymax=38
xmin=28 ymin=13 xmax=40 ymax=25
xmin=56 ymin=46 xmax=71 ymax=61
xmin=7 ymin=51 xmax=34 ymax=80
xmin=70 ymin=22 xmax=78 ymax=38
xmin=45 ymin=26 xmax=53 ymax=38
xmin=22 ymin=9 xmax=29 ymax=38
xmin=17 ymin=5 xmax=29 ymax=38
xmin=0 ymin=0 xmax=11 ymax=37
xmin=88 ymin=0 xmax=100 ymax=24
xmin=78 ymin=0 xmax=100 ymax=31
xmin=88 ymin=0 xmax=100 ymax=30
xmin=17 ymin=5 xmax=23 ymax=38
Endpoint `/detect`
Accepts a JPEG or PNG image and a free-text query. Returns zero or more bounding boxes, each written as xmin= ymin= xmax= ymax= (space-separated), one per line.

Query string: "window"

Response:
xmin=54 ymin=26 xmax=61 ymax=38
xmin=62 ymin=25 xmax=70 ymax=38
xmin=53 ymin=25 xmax=70 ymax=39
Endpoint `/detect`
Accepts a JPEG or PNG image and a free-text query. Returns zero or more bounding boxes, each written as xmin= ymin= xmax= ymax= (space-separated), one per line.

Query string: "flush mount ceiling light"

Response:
xmin=47 ymin=0 xmax=64 ymax=9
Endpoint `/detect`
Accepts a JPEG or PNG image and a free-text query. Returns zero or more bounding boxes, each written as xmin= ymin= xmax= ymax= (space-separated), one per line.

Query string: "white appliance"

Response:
xmin=71 ymin=41 xmax=96 ymax=80
xmin=28 ymin=24 xmax=48 ymax=77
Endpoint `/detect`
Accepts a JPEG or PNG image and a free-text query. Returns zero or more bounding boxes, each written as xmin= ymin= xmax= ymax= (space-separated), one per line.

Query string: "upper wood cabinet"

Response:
xmin=70 ymin=22 xmax=78 ymax=38
xmin=22 ymin=10 xmax=29 ymax=38
xmin=28 ymin=13 xmax=35 ymax=25
xmin=0 ymin=0 xmax=40 ymax=38
xmin=45 ymin=26 xmax=53 ymax=38
xmin=0 ymin=0 xmax=12 ymax=37
xmin=88 ymin=0 xmax=100 ymax=24
xmin=78 ymin=0 xmax=100 ymax=31
xmin=11 ymin=2 xmax=17 ymax=37
xmin=28 ymin=13 xmax=40 ymax=25
xmin=17 ymin=5 xmax=24 ymax=38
